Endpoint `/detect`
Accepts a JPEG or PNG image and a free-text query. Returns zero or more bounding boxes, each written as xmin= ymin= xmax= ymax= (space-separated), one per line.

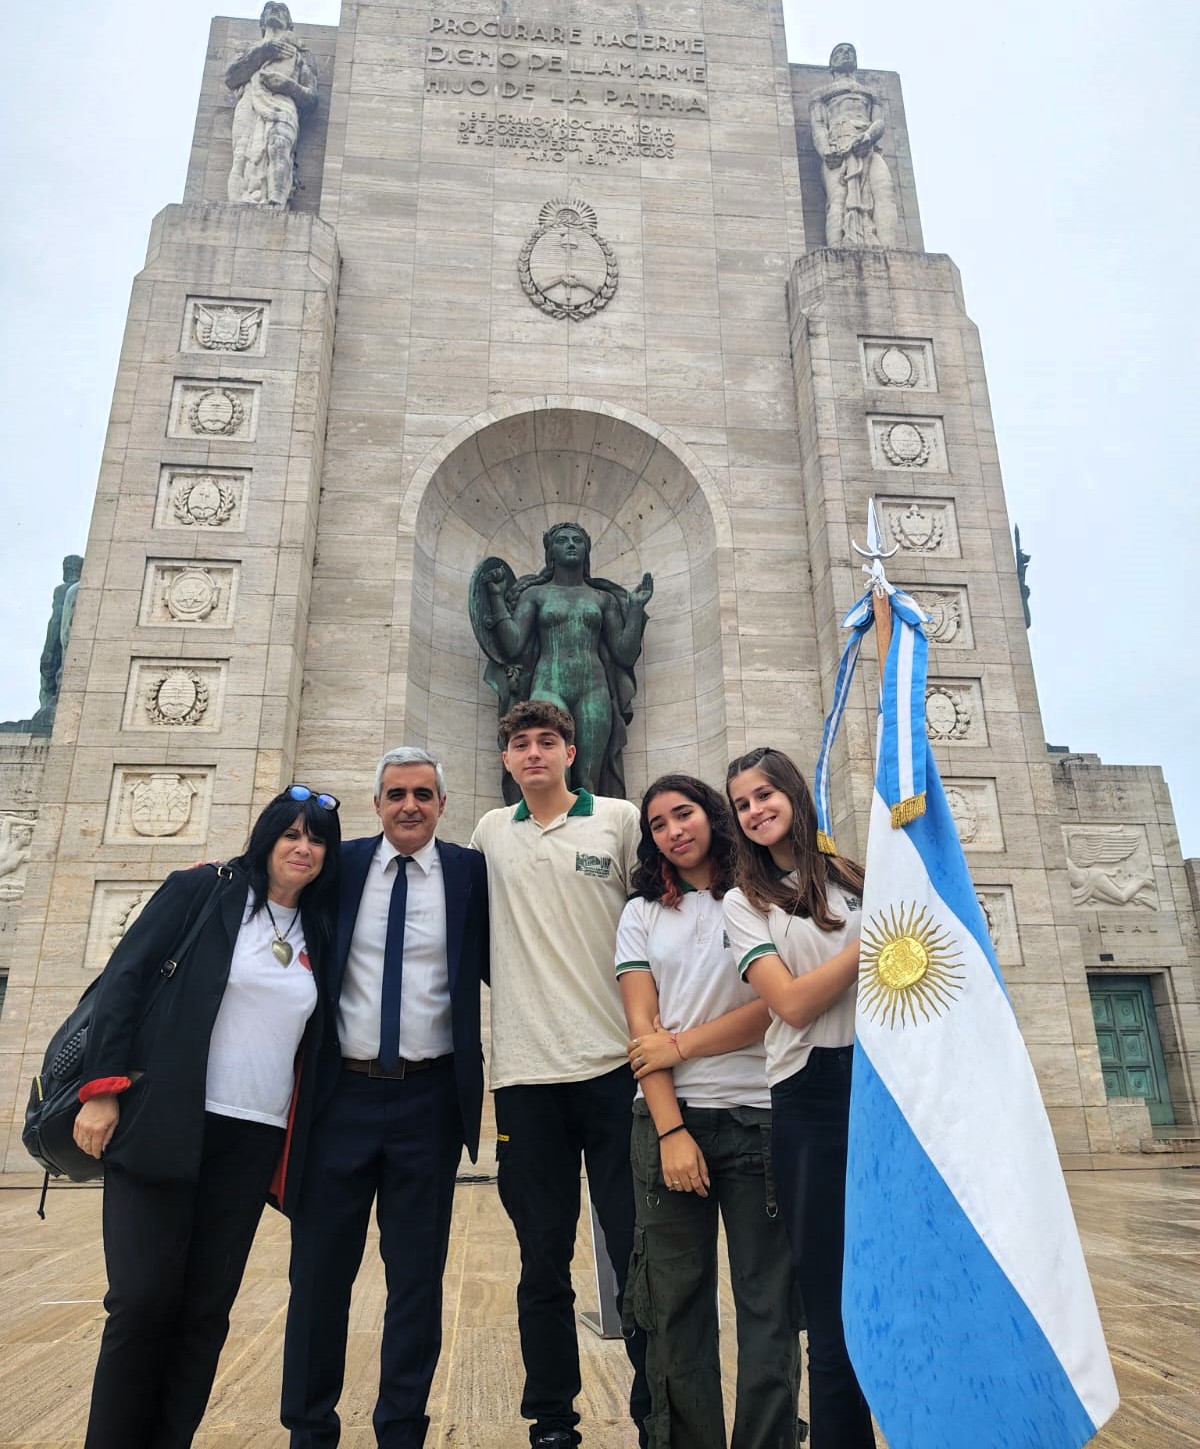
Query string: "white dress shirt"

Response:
xmin=337 ymin=835 xmax=453 ymax=1062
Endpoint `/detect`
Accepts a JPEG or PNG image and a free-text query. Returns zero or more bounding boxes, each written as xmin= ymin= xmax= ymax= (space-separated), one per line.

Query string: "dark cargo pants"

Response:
xmin=626 ymin=1101 xmax=803 ymax=1449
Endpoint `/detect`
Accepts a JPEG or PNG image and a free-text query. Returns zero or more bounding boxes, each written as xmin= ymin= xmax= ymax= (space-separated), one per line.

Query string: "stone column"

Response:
xmin=788 ymin=246 xmax=1127 ymax=1155
xmin=0 ymin=202 xmax=339 ymax=1170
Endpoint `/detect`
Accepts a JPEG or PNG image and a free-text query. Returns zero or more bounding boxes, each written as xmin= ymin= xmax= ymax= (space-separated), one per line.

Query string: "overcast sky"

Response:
xmin=2 ymin=2 xmax=1196 ymax=854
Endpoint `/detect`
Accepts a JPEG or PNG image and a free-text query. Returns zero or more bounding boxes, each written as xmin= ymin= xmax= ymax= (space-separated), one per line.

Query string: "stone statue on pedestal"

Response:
xmin=810 ymin=43 xmax=898 ymax=247
xmin=0 ymin=553 xmax=83 ymax=735
xmin=470 ymin=524 xmax=653 ymax=800
xmin=225 ymin=3 xmax=318 ymax=210
xmin=1015 ymin=525 xmax=1032 ymax=629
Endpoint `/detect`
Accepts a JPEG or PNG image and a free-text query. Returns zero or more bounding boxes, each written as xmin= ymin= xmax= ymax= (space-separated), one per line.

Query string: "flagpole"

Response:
xmin=871 ymin=581 xmax=892 ymax=676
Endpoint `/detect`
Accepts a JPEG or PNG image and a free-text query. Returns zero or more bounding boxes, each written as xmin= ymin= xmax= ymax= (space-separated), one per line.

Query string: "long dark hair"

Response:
xmin=630 ymin=773 xmax=738 ymax=907
xmin=725 ymin=747 xmax=863 ymax=931
xmin=239 ymin=792 xmax=341 ymax=933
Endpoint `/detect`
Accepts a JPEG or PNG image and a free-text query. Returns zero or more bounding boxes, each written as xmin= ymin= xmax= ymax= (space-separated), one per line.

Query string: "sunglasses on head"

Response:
xmin=288 ymin=784 xmax=340 ymax=812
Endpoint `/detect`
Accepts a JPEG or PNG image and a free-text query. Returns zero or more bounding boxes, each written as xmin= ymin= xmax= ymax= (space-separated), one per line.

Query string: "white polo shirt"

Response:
xmin=723 ymin=880 xmax=861 ymax=1088
xmin=469 ymin=790 xmax=639 ymax=1090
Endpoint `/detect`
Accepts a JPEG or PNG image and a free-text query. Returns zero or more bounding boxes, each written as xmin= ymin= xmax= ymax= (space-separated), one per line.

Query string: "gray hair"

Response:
xmin=374 ymin=746 xmax=446 ymax=800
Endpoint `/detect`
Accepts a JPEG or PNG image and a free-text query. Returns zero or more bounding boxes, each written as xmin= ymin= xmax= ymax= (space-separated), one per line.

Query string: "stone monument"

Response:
xmin=470 ymin=523 xmax=652 ymax=799
xmin=0 ymin=3 xmax=1197 ymax=1175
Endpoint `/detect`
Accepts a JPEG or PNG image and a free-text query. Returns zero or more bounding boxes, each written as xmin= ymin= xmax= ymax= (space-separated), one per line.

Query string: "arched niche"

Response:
xmin=404 ymin=401 xmax=732 ymax=825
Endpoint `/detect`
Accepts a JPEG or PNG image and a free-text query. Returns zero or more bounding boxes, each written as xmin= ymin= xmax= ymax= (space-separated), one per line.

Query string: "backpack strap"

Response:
xmin=159 ymin=863 xmax=239 ymax=980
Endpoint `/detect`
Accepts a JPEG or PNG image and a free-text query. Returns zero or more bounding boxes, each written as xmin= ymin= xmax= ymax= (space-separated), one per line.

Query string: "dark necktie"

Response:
xmin=379 ymin=855 xmax=411 ymax=1071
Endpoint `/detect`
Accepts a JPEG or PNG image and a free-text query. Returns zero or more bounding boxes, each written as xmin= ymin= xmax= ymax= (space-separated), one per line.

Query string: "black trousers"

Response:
xmin=85 ymin=1111 xmax=283 ymax=1449
xmin=282 ymin=1059 xmax=462 ymax=1449
xmin=494 ymin=1065 xmax=651 ymax=1446
xmin=770 ymin=1047 xmax=874 ymax=1449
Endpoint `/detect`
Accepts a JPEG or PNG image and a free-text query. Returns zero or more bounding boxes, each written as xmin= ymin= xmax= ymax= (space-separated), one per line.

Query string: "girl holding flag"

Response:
xmin=723 ymin=747 xmax=874 ymax=1449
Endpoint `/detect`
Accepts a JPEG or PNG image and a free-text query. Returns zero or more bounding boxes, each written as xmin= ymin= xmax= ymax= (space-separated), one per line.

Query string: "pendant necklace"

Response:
xmin=264 ymin=899 xmax=300 ymax=966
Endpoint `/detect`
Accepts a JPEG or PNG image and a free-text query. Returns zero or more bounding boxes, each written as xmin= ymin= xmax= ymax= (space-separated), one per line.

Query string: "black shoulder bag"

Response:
xmin=23 ymin=864 xmax=235 ymax=1216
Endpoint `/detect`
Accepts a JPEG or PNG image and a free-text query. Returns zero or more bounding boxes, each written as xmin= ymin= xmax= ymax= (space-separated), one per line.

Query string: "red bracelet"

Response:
xmin=667 ymin=1032 xmax=687 ymax=1062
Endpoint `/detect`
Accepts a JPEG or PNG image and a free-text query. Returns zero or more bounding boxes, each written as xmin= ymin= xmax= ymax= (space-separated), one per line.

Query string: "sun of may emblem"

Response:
xmin=859 ymin=901 xmax=964 ymax=1028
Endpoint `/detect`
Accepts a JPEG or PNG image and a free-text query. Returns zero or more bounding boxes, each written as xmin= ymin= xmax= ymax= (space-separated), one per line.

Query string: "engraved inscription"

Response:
xmin=458 ymin=112 xmax=674 ymax=165
xmin=1064 ymin=826 xmax=1159 ymax=911
xmin=155 ymin=467 xmax=247 ymax=531
xmin=425 ymin=16 xmax=708 ymax=126
xmin=183 ymin=298 xmax=268 ymax=355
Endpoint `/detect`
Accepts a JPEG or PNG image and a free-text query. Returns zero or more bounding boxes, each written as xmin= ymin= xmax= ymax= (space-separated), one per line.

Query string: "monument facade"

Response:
xmin=1 ymin=1 xmax=1197 ymax=1166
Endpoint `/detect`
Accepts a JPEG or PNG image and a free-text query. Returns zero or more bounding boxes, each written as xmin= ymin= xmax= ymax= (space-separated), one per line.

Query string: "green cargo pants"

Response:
xmin=625 ymin=1101 xmax=804 ymax=1449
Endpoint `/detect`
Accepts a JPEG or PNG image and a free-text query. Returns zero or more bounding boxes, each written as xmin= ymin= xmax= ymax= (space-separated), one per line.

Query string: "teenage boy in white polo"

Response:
xmin=469 ymin=700 xmax=649 ymax=1449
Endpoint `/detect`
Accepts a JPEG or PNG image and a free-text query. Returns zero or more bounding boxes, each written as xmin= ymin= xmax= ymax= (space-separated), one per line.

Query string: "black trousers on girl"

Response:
xmin=85 ymin=1111 xmax=282 ymax=1449
xmin=770 ymin=1046 xmax=875 ymax=1449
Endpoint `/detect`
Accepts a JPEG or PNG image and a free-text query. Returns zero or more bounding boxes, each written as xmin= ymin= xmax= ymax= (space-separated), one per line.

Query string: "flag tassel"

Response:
xmin=816 ymin=829 xmax=838 ymax=855
xmin=890 ymin=792 xmax=926 ymax=829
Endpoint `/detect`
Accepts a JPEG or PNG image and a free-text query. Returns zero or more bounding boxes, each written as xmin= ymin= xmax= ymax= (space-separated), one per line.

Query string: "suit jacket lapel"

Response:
xmin=335 ymin=836 xmax=379 ymax=1002
xmin=438 ymin=840 xmax=467 ymax=996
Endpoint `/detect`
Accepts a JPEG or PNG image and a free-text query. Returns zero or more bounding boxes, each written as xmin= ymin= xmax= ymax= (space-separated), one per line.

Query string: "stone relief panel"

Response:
xmin=181 ymin=298 xmax=268 ymax=356
xmin=154 ymin=466 xmax=248 ymax=531
xmin=0 ymin=812 xmax=37 ymax=902
xmin=1063 ymin=826 xmax=1159 ymax=911
xmin=910 ymin=585 xmax=973 ymax=648
xmin=139 ymin=562 xmax=238 ymax=628
xmin=167 ymin=380 xmax=260 ymax=442
xmin=925 ymin=679 xmax=986 ymax=745
xmin=878 ymin=498 xmax=960 ymax=557
xmin=85 ymin=881 xmax=160 ymax=971
xmin=860 ymin=338 xmax=936 ymax=392
xmin=942 ymin=778 xmax=1003 ymax=852
xmin=518 ymin=199 xmax=619 ymax=320
xmin=104 ymin=768 xmax=213 ymax=845
xmin=869 ymin=416 xmax=948 ymax=471
xmin=975 ymin=885 xmax=1022 ymax=966
xmin=122 ymin=659 xmax=227 ymax=731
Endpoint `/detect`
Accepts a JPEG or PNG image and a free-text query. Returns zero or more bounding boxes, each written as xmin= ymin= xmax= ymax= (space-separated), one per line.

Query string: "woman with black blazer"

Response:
xmin=73 ymin=786 xmax=342 ymax=1449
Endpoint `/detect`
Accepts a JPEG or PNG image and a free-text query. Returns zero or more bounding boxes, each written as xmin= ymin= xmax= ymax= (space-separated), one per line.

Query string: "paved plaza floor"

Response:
xmin=1 ymin=1160 xmax=1197 ymax=1447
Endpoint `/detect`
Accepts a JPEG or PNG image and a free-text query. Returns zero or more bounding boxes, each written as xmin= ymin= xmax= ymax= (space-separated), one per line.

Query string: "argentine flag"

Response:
xmin=818 ymin=583 xmax=1118 ymax=1448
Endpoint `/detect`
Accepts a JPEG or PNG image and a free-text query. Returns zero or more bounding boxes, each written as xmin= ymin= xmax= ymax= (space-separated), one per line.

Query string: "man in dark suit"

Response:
xmin=282 ymin=747 xmax=488 ymax=1449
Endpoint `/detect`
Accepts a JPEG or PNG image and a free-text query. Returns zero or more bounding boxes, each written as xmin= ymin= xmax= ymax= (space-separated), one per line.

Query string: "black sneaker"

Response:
xmin=532 ymin=1434 xmax=575 ymax=1449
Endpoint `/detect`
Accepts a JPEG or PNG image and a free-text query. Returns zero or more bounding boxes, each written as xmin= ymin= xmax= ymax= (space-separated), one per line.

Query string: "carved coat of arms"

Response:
xmin=193 ymin=304 xmax=263 ymax=352
xmin=129 ymin=773 xmax=197 ymax=837
xmin=518 ymin=199 xmax=619 ymax=320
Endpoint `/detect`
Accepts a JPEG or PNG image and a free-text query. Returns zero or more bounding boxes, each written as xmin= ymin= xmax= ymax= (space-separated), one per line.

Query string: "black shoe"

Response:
xmin=532 ymin=1434 xmax=575 ymax=1449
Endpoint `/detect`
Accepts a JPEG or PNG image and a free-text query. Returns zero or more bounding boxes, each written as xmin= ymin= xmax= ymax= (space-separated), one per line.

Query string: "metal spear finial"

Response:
xmin=851 ymin=497 xmax=899 ymax=597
